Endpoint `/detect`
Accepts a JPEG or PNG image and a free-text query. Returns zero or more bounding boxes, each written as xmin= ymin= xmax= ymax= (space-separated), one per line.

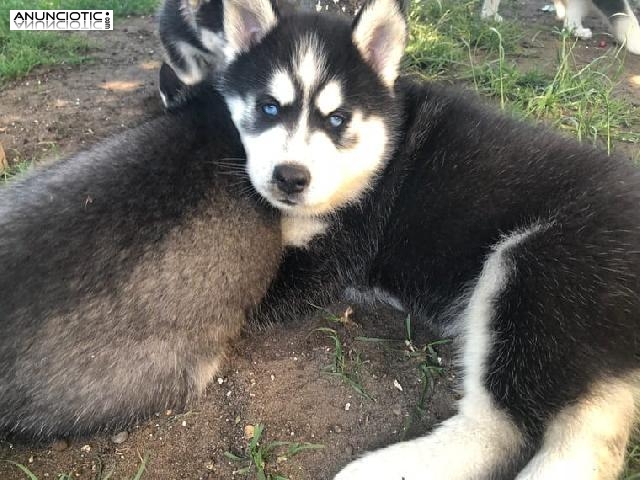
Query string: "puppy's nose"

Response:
xmin=273 ymin=164 xmax=310 ymax=194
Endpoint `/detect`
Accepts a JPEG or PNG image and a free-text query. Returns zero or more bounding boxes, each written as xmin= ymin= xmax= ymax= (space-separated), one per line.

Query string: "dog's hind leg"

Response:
xmin=564 ymin=0 xmax=594 ymax=38
xmin=516 ymin=379 xmax=636 ymax=480
xmin=335 ymin=227 xmax=544 ymax=480
xmin=335 ymin=223 xmax=638 ymax=479
xmin=554 ymin=0 xmax=567 ymax=20
xmin=593 ymin=0 xmax=640 ymax=54
xmin=481 ymin=0 xmax=504 ymax=22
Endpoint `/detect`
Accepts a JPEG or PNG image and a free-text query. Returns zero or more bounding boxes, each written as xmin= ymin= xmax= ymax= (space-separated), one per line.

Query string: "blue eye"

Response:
xmin=262 ymin=103 xmax=279 ymax=117
xmin=328 ymin=114 xmax=344 ymax=128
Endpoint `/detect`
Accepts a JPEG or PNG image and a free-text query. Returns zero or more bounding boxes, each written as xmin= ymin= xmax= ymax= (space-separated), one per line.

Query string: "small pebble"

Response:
xmin=205 ymin=460 xmax=214 ymax=470
xmin=181 ymin=420 xmax=187 ymax=427
xmin=51 ymin=439 xmax=70 ymax=451
xmin=345 ymin=402 xmax=351 ymax=411
xmin=334 ymin=425 xmax=342 ymax=433
xmin=80 ymin=444 xmax=91 ymax=453
xmin=111 ymin=431 xmax=128 ymax=444
xmin=244 ymin=424 xmax=255 ymax=440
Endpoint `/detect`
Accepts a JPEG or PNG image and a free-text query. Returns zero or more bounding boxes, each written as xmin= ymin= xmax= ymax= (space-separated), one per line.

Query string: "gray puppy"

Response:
xmin=0 ymin=90 xmax=281 ymax=439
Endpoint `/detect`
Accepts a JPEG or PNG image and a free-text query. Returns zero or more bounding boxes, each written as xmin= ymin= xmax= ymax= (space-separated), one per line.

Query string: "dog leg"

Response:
xmin=335 ymin=228 xmax=545 ymax=480
xmin=516 ymin=379 xmax=636 ymax=480
xmin=609 ymin=0 xmax=640 ymax=54
xmin=564 ymin=0 xmax=593 ymax=38
xmin=481 ymin=0 xmax=504 ymax=22
xmin=554 ymin=0 xmax=567 ymax=20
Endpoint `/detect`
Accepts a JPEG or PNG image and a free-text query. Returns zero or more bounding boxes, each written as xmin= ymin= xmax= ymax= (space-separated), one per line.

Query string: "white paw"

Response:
xmin=480 ymin=10 xmax=503 ymax=22
xmin=573 ymin=27 xmax=593 ymax=40
xmin=334 ymin=447 xmax=421 ymax=480
xmin=627 ymin=37 xmax=640 ymax=55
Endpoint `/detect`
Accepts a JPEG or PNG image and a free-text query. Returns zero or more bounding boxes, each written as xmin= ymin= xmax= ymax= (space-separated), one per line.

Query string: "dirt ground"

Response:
xmin=0 ymin=2 xmax=639 ymax=479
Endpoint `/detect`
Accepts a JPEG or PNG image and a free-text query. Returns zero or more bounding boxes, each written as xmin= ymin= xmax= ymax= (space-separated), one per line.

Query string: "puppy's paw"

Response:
xmin=334 ymin=448 xmax=421 ymax=480
xmin=480 ymin=9 xmax=503 ymax=22
xmin=573 ymin=27 xmax=593 ymax=39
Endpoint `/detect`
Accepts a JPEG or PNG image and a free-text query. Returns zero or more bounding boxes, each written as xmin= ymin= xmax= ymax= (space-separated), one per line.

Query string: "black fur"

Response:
xmin=157 ymin=0 xmax=225 ymax=109
xmin=0 ymin=89 xmax=281 ymax=439
xmin=253 ymin=77 xmax=640 ymax=472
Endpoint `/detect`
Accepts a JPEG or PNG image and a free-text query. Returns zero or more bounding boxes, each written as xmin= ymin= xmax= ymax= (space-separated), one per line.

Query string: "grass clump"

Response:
xmin=225 ymin=424 xmax=323 ymax=480
xmin=316 ymin=326 xmax=373 ymax=400
xmin=2 ymin=454 xmax=148 ymax=480
xmin=405 ymin=0 xmax=520 ymax=78
xmin=1 ymin=159 xmax=32 ymax=183
xmin=469 ymin=32 xmax=638 ymax=150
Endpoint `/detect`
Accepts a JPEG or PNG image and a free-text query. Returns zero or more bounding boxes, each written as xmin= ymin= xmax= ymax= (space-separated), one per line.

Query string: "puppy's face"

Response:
xmin=220 ymin=0 xmax=407 ymax=217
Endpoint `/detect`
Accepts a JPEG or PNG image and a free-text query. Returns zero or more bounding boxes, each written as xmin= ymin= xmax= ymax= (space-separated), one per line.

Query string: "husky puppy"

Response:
xmin=209 ymin=0 xmax=640 ymax=478
xmin=482 ymin=0 xmax=640 ymax=54
xmin=157 ymin=0 xmax=225 ymax=108
xmin=0 ymin=89 xmax=282 ymax=439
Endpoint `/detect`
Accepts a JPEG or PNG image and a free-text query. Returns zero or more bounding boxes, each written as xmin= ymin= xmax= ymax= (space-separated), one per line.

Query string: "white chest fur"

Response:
xmin=281 ymin=215 xmax=328 ymax=248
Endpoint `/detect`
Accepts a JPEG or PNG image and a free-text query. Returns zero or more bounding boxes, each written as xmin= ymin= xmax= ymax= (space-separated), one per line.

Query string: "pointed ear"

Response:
xmin=352 ymin=0 xmax=408 ymax=88
xmin=223 ymin=0 xmax=278 ymax=58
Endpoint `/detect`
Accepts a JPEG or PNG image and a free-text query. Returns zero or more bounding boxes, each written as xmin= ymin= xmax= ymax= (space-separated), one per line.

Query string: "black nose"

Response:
xmin=273 ymin=164 xmax=311 ymax=194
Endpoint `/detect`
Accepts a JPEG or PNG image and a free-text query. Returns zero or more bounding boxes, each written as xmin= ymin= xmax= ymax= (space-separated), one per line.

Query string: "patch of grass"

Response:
xmin=2 ymin=454 xmax=148 ymax=480
xmin=468 ymin=31 xmax=638 ymax=150
xmin=624 ymin=442 xmax=640 ymax=479
xmin=224 ymin=424 xmax=324 ymax=480
xmin=0 ymin=0 xmax=160 ymax=84
xmin=316 ymin=326 xmax=373 ymax=400
xmin=405 ymin=0 xmax=520 ymax=78
xmin=401 ymin=338 xmax=449 ymax=436
xmin=2 ymin=159 xmax=33 ymax=183
xmin=405 ymin=0 xmax=639 ymax=151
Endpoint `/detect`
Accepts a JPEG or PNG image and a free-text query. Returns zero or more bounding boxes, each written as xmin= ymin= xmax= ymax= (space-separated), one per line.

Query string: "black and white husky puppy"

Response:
xmin=157 ymin=0 xmax=225 ymax=108
xmin=481 ymin=0 xmax=640 ymax=54
xmin=0 ymin=90 xmax=282 ymax=439
xmin=207 ymin=0 xmax=640 ymax=478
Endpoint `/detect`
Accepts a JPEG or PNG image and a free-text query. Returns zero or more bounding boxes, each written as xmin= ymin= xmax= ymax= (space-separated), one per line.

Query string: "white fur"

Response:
xmin=174 ymin=41 xmax=207 ymax=85
xmin=554 ymin=0 xmax=567 ymax=20
xmin=564 ymin=0 xmax=592 ymax=38
xmin=315 ymin=80 xmax=343 ymax=116
xmin=269 ymin=70 xmax=297 ymax=106
xmin=225 ymin=94 xmax=255 ymax=128
xmin=261 ymin=111 xmax=386 ymax=216
xmin=335 ymin=227 xmax=544 ymax=480
xmin=517 ymin=380 xmax=636 ymax=480
xmin=223 ymin=0 xmax=277 ymax=60
xmin=352 ymin=0 xmax=407 ymax=88
xmin=199 ymin=28 xmax=226 ymax=57
xmin=480 ymin=0 xmax=503 ymax=22
xmin=228 ymin=85 xmax=389 ymax=216
xmin=343 ymin=286 xmax=405 ymax=311
xmin=295 ymin=34 xmax=326 ymax=99
xmin=281 ymin=215 xmax=327 ymax=247
xmin=610 ymin=3 xmax=640 ymax=54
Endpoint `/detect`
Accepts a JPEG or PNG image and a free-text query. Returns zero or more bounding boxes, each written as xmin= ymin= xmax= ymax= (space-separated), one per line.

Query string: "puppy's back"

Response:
xmin=0 ymin=91 xmax=281 ymax=439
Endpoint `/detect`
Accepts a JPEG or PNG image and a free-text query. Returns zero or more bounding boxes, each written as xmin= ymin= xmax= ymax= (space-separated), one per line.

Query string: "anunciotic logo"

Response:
xmin=10 ymin=10 xmax=113 ymax=31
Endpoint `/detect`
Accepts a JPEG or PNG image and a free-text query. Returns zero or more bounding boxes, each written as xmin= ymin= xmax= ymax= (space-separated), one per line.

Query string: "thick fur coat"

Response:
xmin=0 ymin=90 xmax=281 ymax=439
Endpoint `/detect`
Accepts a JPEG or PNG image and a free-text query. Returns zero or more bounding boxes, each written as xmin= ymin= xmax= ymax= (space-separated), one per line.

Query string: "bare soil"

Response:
xmin=0 ymin=4 xmax=639 ymax=479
